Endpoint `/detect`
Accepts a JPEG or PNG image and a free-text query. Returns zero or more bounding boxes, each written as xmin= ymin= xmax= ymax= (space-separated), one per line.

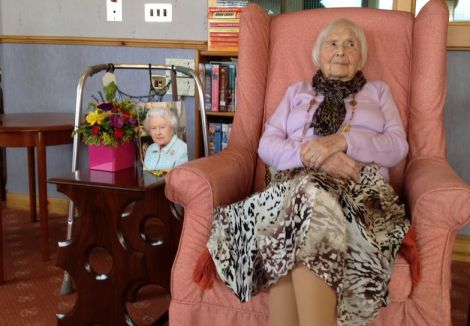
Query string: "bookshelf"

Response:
xmin=196 ymin=49 xmax=238 ymax=156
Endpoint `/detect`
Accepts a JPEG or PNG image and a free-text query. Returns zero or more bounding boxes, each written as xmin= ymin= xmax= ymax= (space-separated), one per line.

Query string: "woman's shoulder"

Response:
xmin=360 ymin=80 xmax=394 ymax=100
xmin=284 ymin=81 xmax=316 ymax=102
xmin=287 ymin=81 xmax=313 ymax=93
xmin=362 ymin=80 xmax=391 ymax=92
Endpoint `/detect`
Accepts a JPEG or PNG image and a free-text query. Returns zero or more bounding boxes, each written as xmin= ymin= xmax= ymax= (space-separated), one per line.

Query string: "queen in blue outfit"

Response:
xmin=143 ymin=107 xmax=188 ymax=171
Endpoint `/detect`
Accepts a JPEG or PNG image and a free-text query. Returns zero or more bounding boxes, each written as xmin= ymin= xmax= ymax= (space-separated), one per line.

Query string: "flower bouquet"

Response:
xmin=74 ymin=83 xmax=139 ymax=171
xmin=74 ymin=83 xmax=138 ymax=147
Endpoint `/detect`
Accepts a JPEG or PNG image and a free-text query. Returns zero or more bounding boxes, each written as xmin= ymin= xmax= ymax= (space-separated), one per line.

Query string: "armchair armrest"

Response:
xmin=165 ymin=146 xmax=257 ymax=210
xmin=402 ymin=157 xmax=469 ymax=323
xmin=405 ymin=157 xmax=470 ymax=229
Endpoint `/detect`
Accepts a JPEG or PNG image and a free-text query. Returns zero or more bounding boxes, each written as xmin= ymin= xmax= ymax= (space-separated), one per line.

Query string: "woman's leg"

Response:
xmin=292 ymin=264 xmax=336 ymax=326
xmin=269 ymin=273 xmax=299 ymax=326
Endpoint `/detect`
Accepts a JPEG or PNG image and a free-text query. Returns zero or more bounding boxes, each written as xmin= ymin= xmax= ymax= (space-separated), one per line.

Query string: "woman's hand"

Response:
xmin=319 ymin=152 xmax=361 ymax=181
xmin=300 ymin=134 xmax=348 ymax=169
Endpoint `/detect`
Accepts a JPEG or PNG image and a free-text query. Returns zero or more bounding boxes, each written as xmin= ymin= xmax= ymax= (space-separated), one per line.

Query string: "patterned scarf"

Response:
xmin=311 ymin=70 xmax=367 ymax=136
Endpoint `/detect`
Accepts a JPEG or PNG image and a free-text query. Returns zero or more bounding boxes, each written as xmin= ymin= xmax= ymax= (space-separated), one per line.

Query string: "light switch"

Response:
xmin=106 ymin=0 xmax=122 ymax=22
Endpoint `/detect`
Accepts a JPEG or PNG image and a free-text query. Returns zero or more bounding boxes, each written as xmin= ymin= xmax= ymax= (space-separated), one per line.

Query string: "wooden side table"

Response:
xmin=49 ymin=167 xmax=182 ymax=325
xmin=0 ymin=112 xmax=74 ymax=284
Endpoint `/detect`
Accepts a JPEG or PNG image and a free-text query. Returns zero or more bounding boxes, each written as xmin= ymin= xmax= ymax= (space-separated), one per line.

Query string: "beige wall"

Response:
xmin=0 ymin=0 xmax=207 ymax=40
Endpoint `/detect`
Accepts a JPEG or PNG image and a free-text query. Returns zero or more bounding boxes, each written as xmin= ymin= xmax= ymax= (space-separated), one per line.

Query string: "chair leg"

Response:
xmin=60 ymin=202 xmax=77 ymax=295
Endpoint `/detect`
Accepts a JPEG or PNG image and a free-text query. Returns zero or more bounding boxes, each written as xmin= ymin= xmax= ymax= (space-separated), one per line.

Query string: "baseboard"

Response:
xmin=6 ymin=192 xmax=70 ymax=216
xmin=4 ymin=192 xmax=470 ymax=262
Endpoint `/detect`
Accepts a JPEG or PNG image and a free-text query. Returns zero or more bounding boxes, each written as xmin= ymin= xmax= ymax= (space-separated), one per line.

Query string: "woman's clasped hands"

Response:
xmin=300 ymin=133 xmax=360 ymax=181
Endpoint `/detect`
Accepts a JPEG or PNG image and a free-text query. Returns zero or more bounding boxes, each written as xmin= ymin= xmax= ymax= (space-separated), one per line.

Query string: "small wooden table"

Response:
xmin=49 ymin=167 xmax=182 ymax=325
xmin=0 ymin=112 xmax=74 ymax=284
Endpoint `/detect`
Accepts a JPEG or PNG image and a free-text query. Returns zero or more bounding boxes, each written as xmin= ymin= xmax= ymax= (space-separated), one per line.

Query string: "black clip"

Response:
xmin=106 ymin=63 xmax=115 ymax=73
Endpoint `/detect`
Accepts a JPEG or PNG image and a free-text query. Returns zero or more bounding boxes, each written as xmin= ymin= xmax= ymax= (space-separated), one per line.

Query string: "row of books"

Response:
xmin=214 ymin=0 xmax=248 ymax=7
xmin=199 ymin=60 xmax=237 ymax=112
xmin=208 ymin=4 xmax=246 ymax=51
xmin=208 ymin=122 xmax=232 ymax=155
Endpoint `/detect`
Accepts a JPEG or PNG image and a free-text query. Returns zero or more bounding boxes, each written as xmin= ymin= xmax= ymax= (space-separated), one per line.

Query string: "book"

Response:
xmin=209 ymin=36 xmax=239 ymax=43
xmin=208 ymin=7 xmax=242 ymax=19
xmin=227 ymin=63 xmax=236 ymax=111
xmin=208 ymin=27 xmax=240 ymax=33
xmin=204 ymin=64 xmax=212 ymax=111
xmin=215 ymin=0 xmax=248 ymax=7
xmin=208 ymin=18 xmax=240 ymax=28
xmin=221 ymin=123 xmax=230 ymax=150
xmin=208 ymin=43 xmax=239 ymax=52
xmin=219 ymin=65 xmax=228 ymax=111
xmin=208 ymin=31 xmax=240 ymax=50
xmin=214 ymin=122 xmax=223 ymax=153
xmin=209 ymin=31 xmax=241 ymax=38
xmin=208 ymin=122 xmax=216 ymax=155
xmin=211 ymin=64 xmax=220 ymax=112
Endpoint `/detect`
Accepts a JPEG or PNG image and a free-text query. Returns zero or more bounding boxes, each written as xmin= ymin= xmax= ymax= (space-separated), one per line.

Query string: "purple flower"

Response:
xmin=110 ymin=114 xmax=124 ymax=128
xmin=97 ymin=102 xmax=113 ymax=111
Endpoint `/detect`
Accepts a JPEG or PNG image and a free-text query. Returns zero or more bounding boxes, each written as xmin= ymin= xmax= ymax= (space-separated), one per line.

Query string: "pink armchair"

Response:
xmin=165 ymin=1 xmax=470 ymax=325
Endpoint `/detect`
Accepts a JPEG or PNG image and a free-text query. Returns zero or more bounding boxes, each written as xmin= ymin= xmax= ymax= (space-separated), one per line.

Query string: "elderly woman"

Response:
xmin=196 ymin=18 xmax=412 ymax=326
xmin=142 ymin=107 xmax=188 ymax=171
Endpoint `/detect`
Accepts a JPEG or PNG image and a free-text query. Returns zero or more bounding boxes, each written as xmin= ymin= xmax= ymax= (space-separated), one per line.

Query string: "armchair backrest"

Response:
xmin=229 ymin=0 xmax=448 ymax=194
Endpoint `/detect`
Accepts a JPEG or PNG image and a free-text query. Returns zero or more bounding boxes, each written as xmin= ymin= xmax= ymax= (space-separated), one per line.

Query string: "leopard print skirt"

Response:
xmin=207 ymin=165 xmax=409 ymax=326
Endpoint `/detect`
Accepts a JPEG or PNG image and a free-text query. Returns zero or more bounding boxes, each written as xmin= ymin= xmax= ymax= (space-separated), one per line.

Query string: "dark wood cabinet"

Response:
xmin=49 ymin=167 xmax=181 ymax=325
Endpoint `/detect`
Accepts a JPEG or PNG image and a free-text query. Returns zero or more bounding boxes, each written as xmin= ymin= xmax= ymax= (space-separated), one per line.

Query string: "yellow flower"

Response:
xmin=102 ymin=133 xmax=113 ymax=146
xmin=86 ymin=109 xmax=106 ymax=125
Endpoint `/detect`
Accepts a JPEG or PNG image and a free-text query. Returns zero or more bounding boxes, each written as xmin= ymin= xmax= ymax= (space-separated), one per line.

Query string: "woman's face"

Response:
xmin=319 ymin=23 xmax=362 ymax=81
xmin=148 ymin=116 xmax=174 ymax=147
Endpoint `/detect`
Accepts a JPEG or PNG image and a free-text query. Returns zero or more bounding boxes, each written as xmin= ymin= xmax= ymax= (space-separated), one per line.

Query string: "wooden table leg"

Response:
xmin=55 ymin=185 xmax=148 ymax=325
xmin=37 ymin=133 xmax=49 ymax=261
xmin=27 ymin=147 xmax=37 ymax=223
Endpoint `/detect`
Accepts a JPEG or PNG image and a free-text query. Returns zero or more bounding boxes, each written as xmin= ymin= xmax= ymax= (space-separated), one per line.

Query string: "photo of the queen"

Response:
xmin=142 ymin=107 xmax=188 ymax=171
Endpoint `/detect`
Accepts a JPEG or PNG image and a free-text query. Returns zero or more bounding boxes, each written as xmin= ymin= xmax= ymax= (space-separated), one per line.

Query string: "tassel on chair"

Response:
xmin=399 ymin=225 xmax=421 ymax=288
xmin=192 ymin=248 xmax=217 ymax=289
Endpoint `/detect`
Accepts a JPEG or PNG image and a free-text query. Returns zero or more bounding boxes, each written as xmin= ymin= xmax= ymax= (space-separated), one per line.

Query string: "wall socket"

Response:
xmin=151 ymin=75 xmax=167 ymax=92
xmin=165 ymin=58 xmax=195 ymax=97
xmin=145 ymin=3 xmax=172 ymax=22
xmin=106 ymin=0 xmax=122 ymax=22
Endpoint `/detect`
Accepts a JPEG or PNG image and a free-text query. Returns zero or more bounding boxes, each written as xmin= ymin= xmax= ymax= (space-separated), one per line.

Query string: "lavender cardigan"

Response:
xmin=258 ymin=80 xmax=409 ymax=181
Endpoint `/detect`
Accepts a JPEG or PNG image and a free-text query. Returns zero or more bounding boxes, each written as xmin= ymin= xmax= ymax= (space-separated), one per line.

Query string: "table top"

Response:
xmin=0 ymin=112 xmax=75 ymax=132
xmin=49 ymin=166 xmax=165 ymax=192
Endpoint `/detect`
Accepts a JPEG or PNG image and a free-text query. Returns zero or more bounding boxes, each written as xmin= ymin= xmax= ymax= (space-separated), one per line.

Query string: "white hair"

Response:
xmin=143 ymin=107 xmax=177 ymax=132
xmin=312 ymin=18 xmax=368 ymax=69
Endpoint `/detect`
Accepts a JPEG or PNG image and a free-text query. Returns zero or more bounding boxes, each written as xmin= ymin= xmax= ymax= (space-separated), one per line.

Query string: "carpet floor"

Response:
xmin=0 ymin=207 xmax=168 ymax=326
xmin=0 ymin=206 xmax=468 ymax=325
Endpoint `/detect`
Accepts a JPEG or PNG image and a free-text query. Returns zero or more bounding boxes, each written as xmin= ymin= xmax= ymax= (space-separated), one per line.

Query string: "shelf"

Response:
xmin=206 ymin=111 xmax=235 ymax=118
xmin=199 ymin=50 xmax=238 ymax=57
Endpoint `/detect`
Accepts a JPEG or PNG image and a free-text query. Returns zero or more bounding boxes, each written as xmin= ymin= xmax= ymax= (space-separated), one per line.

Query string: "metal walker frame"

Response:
xmin=61 ymin=63 xmax=207 ymax=294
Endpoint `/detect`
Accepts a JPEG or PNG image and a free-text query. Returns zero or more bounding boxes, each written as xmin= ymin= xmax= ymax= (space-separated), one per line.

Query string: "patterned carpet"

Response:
xmin=0 ymin=206 xmax=468 ymax=325
xmin=0 ymin=207 xmax=168 ymax=326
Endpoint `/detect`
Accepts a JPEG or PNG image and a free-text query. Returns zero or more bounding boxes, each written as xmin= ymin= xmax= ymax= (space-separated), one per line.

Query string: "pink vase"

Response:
xmin=88 ymin=142 xmax=136 ymax=172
